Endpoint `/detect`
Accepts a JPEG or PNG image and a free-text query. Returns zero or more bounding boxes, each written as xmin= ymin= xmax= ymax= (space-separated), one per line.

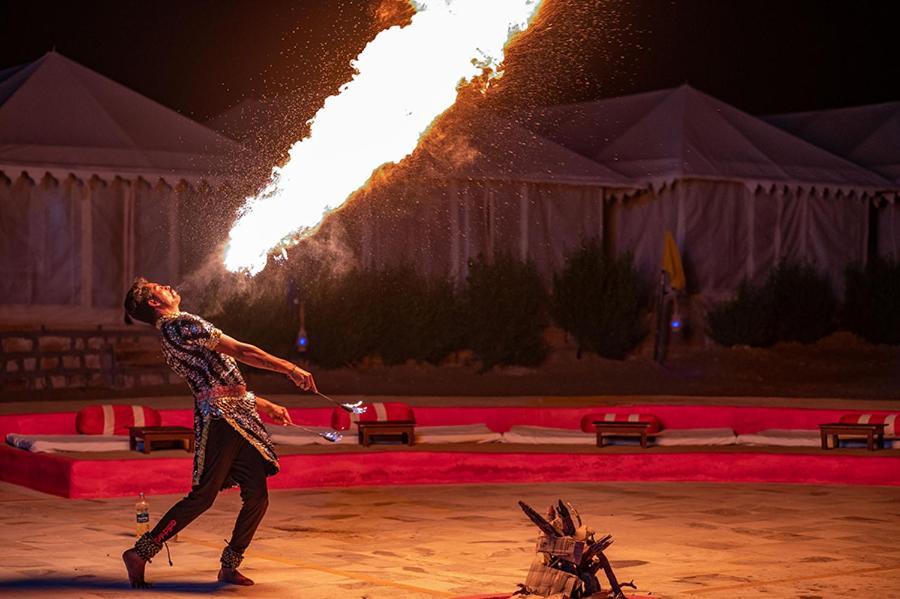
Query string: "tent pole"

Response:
xmin=800 ymin=189 xmax=810 ymax=261
xmin=80 ymin=177 xmax=93 ymax=309
xmin=597 ymin=187 xmax=604 ymax=243
xmin=449 ymin=180 xmax=460 ymax=282
xmin=461 ymin=183 xmax=470 ymax=279
xmin=168 ymin=182 xmax=179 ymax=282
xmin=519 ymin=183 xmax=529 ymax=262
xmin=123 ymin=179 xmax=135 ymax=290
xmin=774 ymin=191 xmax=783 ymax=263
xmin=485 ymin=185 xmax=495 ymax=260
xmin=361 ymin=190 xmax=373 ymax=269
xmin=864 ymin=200 xmax=875 ymax=267
xmin=746 ymin=186 xmax=755 ymax=281
xmin=675 ymin=184 xmax=686 ymax=247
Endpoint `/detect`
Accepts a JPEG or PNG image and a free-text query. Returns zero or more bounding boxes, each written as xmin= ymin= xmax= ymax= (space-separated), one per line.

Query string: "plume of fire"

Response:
xmin=224 ymin=0 xmax=544 ymax=275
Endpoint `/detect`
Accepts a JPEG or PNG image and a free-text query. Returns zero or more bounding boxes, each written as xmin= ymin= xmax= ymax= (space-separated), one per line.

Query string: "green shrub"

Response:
xmin=551 ymin=242 xmax=648 ymax=359
xmin=363 ymin=265 xmax=463 ymax=366
xmin=767 ymin=263 xmax=836 ymax=343
xmin=706 ymin=281 xmax=777 ymax=347
xmin=305 ymin=265 xmax=463 ymax=368
xmin=844 ymin=259 xmax=900 ymax=344
xmin=306 ymin=269 xmax=376 ymax=368
xmin=207 ymin=271 xmax=297 ymax=357
xmin=462 ymin=253 xmax=548 ymax=369
xmin=707 ymin=262 xmax=836 ymax=347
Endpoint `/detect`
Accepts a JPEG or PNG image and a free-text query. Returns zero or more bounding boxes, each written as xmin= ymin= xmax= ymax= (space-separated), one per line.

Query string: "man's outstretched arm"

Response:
xmin=216 ymin=334 xmax=317 ymax=393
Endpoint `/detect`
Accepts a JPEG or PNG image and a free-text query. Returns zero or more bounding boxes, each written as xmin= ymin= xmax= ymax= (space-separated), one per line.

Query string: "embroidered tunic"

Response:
xmin=156 ymin=312 xmax=279 ymax=486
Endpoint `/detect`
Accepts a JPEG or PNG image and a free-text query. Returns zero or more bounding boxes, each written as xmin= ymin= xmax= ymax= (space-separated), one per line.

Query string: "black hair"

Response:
xmin=123 ymin=277 xmax=157 ymax=325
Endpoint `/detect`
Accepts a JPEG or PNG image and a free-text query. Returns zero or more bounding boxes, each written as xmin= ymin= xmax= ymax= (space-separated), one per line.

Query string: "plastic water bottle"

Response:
xmin=135 ymin=492 xmax=150 ymax=537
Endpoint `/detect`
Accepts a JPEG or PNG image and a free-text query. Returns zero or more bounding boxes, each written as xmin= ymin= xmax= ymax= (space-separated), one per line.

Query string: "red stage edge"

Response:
xmin=3 ymin=404 xmax=898 ymax=498
xmin=2 ymin=444 xmax=898 ymax=499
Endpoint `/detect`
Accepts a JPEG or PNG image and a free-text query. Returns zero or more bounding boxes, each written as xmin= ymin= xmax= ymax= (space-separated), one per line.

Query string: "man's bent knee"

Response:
xmin=243 ymin=490 xmax=268 ymax=512
xmin=185 ymin=487 xmax=218 ymax=511
xmin=249 ymin=492 xmax=269 ymax=509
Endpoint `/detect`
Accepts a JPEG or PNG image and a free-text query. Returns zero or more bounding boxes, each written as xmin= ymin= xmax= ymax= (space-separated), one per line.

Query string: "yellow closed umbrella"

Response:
xmin=661 ymin=230 xmax=685 ymax=292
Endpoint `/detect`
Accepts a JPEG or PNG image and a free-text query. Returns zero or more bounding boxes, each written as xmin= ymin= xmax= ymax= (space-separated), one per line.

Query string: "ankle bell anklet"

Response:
xmin=134 ymin=533 xmax=163 ymax=562
xmin=220 ymin=544 xmax=244 ymax=569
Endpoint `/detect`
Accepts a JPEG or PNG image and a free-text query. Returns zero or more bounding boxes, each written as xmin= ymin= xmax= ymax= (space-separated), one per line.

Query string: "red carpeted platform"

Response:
xmin=2 ymin=404 xmax=898 ymax=498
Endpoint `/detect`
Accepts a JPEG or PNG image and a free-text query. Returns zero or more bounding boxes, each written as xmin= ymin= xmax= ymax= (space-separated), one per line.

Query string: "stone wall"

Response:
xmin=0 ymin=328 xmax=178 ymax=391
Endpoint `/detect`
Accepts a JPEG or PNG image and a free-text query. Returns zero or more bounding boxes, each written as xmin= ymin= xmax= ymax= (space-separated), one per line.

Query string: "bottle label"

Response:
xmin=137 ymin=513 xmax=150 ymax=524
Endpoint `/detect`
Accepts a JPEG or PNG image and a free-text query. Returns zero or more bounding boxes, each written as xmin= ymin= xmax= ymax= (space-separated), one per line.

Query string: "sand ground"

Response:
xmin=1 ymin=331 xmax=898 ymax=597
xmin=1 ymin=479 xmax=899 ymax=598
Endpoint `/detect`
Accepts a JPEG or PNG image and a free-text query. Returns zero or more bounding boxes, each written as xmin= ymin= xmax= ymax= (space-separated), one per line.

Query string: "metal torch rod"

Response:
xmin=285 ymin=421 xmax=342 ymax=443
xmin=314 ymin=391 xmax=366 ymax=414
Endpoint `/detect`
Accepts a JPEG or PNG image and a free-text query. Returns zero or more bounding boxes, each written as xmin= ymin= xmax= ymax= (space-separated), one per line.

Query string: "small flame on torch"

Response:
xmin=224 ymin=0 xmax=544 ymax=275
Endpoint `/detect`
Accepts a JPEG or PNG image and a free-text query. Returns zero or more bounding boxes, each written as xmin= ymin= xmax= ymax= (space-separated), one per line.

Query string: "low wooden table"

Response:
xmin=593 ymin=421 xmax=654 ymax=448
xmin=129 ymin=426 xmax=194 ymax=454
xmin=358 ymin=421 xmax=416 ymax=446
xmin=818 ymin=422 xmax=886 ymax=450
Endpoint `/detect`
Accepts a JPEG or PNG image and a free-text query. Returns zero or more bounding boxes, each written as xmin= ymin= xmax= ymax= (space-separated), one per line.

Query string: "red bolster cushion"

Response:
xmin=839 ymin=413 xmax=898 ymax=437
xmin=331 ymin=402 xmax=415 ymax=431
xmin=76 ymin=404 xmax=162 ymax=435
xmin=580 ymin=412 xmax=662 ymax=434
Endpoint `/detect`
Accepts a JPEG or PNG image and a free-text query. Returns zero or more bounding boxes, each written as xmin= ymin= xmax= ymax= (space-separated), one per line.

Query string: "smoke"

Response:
xmin=177 ymin=215 xmax=358 ymax=319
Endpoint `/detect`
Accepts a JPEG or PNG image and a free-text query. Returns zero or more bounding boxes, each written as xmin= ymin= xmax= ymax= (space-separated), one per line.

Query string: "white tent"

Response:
xmin=524 ymin=85 xmax=894 ymax=295
xmin=0 ymin=52 xmax=245 ymax=325
xmin=766 ymin=102 xmax=900 ymax=260
xmin=204 ymin=101 xmax=637 ymax=281
xmin=333 ymin=112 xmax=637 ymax=281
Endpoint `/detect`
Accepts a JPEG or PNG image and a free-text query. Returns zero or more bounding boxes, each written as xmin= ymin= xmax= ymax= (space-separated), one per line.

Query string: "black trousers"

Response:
xmin=148 ymin=418 xmax=269 ymax=555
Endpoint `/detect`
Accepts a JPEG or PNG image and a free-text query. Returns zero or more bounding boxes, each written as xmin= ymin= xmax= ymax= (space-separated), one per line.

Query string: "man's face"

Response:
xmin=146 ymin=282 xmax=180 ymax=311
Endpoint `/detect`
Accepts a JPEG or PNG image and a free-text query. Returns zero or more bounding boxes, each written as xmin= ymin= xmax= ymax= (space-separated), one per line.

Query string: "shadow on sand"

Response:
xmin=0 ymin=575 xmax=227 ymax=593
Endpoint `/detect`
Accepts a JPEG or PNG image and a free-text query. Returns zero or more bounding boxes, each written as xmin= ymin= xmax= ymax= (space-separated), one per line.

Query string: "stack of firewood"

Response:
xmin=512 ymin=500 xmax=636 ymax=599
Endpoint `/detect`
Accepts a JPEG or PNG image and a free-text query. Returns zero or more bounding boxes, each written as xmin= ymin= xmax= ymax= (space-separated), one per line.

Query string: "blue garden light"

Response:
xmin=296 ymin=327 xmax=309 ymax=352
xmin=296 ymin=300 xmax=308 ymax=353
xmin=670 ymin=306 xmax=684 ymax=334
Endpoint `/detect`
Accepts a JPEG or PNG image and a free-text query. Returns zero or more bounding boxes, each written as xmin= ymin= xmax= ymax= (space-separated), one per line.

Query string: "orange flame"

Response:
xmin=224 ymin=0 xmax=543 ymax=274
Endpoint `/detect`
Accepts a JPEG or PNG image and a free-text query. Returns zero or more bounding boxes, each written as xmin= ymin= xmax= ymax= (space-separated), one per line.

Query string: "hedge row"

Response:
xmin=839 ymin=259 xmax=900 ymax=345
xmin=707 ymin=259 xmax=900 ymax=347
xmin=707 ymin=263 xmax=836 ymax=347
xmin=207 ymin=251 xmax=900 ymax=370
xmin=207 ymin=242 xmax=648 ymax=368
xmin=305 ymin=265 xmax=463 ymax=368
xmin=552 ymin=241 xmax=648 ymax=360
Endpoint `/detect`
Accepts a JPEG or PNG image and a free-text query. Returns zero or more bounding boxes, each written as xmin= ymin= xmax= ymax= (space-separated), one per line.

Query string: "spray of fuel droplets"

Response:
xmin=224 ymin=0 xmax=543 ymax=274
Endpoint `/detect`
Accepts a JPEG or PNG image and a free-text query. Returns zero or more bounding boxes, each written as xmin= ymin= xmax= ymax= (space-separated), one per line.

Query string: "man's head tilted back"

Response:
xmin=124 ymin=278 xmax=181 ymax=325
xmin=124 ymin=278 xmax=157 ymax=325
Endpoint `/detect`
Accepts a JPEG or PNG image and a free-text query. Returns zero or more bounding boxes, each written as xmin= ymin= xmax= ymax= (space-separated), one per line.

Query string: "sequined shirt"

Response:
xmin=156 ymin=312 xmax=243 ymax=396
xmin=156 ymin=312 xmax=278 ymax=486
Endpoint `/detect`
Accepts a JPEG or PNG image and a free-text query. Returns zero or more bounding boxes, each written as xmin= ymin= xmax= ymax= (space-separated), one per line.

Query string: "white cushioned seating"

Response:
xmin=654 ymin=428 xmax=737 ymax=446
xmin=6 ymin=433 xmax=129 ymax=453
xmin=499 ymin=426 xmax=596 ymax=445
xmin=414 ymin=424 xmax=501 ymax=444
xmin=267 ymin=423 xmax=501 ymax=446
xmin=499 ymin=426 xmax=738 ymax=446
xmin=737 ymin=429 xmax=821 ymax=447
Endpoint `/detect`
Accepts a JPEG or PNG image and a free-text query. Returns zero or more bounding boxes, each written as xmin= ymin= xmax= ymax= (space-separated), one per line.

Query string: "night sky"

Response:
xmin=1 ymin=0 xmax=898 ymax=126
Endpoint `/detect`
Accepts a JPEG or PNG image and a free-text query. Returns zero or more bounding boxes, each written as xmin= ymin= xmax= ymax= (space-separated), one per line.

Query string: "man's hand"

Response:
xmin=256 ymin=396 xmax=293 ymax=426
xmin=288 ymin=365 xmax=318 ymax=393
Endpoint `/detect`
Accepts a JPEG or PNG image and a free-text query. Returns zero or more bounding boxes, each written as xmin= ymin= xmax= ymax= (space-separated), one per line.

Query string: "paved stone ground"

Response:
xmin=0 ymin=480 xmax=898 ymax=598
